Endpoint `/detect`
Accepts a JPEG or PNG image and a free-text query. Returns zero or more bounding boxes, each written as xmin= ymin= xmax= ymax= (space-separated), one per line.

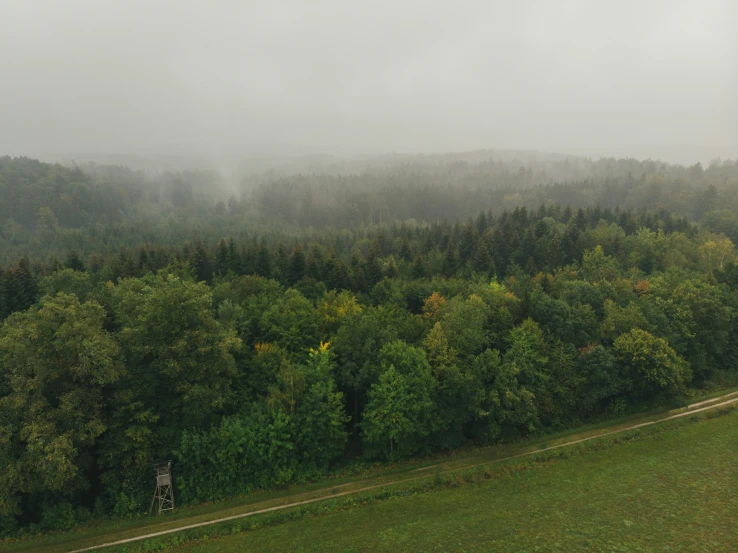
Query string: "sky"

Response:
xmin=1 ymin=0 xmax=736 ymax=165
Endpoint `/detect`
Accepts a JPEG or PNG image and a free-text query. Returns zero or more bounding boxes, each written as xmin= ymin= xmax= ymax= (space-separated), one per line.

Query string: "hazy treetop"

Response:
xmin=1 ymin=0 xmax=736 ymax=164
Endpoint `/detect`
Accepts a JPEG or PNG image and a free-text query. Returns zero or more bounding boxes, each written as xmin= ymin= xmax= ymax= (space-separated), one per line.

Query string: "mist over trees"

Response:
xmin=2 ymin=153 xmax=738 ymax=263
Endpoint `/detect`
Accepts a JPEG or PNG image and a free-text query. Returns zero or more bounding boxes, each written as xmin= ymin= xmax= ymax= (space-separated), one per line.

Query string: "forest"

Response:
xmin=1 ymin=154 xmax=738 ymax=535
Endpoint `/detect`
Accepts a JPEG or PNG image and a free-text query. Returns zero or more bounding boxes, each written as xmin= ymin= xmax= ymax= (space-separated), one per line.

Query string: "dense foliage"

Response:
xmin=1 ymin=155 xmax=738 ymax=534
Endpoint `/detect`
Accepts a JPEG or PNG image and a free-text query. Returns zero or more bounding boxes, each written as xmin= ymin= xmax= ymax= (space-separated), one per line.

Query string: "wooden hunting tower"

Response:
xmin=150 ymin=461 xmax=175 ymax=515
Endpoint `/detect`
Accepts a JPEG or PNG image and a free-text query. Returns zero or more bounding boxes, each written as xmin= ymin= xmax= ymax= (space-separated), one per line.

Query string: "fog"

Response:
xmin=1 ymin=0 xmax=736 ymax=165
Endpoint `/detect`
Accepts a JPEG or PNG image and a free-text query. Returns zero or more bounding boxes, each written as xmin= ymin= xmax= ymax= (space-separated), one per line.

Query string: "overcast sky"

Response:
xmin=1 ymin=0 xmax=736 ymax=164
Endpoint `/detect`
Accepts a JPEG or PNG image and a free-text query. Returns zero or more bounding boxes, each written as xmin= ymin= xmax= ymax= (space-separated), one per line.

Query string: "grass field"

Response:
xmin=159 ymin=408 xmax=738 ymax=553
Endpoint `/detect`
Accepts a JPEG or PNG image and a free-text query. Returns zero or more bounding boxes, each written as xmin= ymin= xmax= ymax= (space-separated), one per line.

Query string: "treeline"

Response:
xmin=1 ymin=204 xmax=738 ymax=534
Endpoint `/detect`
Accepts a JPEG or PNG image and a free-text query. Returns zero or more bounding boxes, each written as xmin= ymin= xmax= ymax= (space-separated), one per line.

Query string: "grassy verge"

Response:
xmin=108 ymin=406 xmax=738 ymax=553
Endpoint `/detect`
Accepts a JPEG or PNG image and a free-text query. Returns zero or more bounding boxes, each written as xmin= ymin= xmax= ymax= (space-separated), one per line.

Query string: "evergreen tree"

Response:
xmin=442 ymin=238 xmax=460 ymax=277
xmin=190 ymin=241 xmax=213 ymax=283
xmin=137 ymin=246 xmax=151 ymax=274
xmin=399 ymin=238 xmax=412 ymax=262
xmin=215 ymin=238 xmax=230 ymax=277
xmin=364 ymin=243 xmax=382 ymax=288
xmin=65 ymin=250 xmax=86 ymax=272
xmin=287 ymin=246 xmax=306 ymax=286
xmin=411 ymin=253 xmax=427 ymax=279
xmin=274 ymin=243 xmax=290 ymax=283
xmin=2 ymin=258 xmax=37 ymax=316
xmin=475 ymin=211 xmax=488 ymax=233
xmin=384 ymin=256 xmax=399 ymax=279
xmin=255 ymin=241 xmax=272 ymax=277
xmin=472 ymin=237 xmax=493 ymax=276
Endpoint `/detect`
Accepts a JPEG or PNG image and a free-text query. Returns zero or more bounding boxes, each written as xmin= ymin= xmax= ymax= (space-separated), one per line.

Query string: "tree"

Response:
xmin=65 ymin=250 xmax=86 ymax=272
xmin=215 ymin=238 xmax=230 ymax=276
xmin=422 ymin=292 xmax=447 ymax=322
xmin=190 ymin=241 xmax=213 ymax=283
xmin=362 ymin=341 xmax=437 ymax=459
xmin=332 ymin=305 xmax=418 ymax=424
xmin=529 ymin=287 xmax=597 ymax=348
xmin=399 ymin=238 xmax=412 ymax=261
xmin=174 ymin=406 xmax=296 ymax=504
xmin=39 ymin=268 xmax=94 ymax=302
xmin=0 ymin=294 xmax=122 ymax=523
xmin=442 ymin=238 xmax=460 ymax=277
xmin=581 ymin=245 xmax=620 ymax=281
xmin=423 ymin=322 xmax=476 ymax=445
xmin=293 ymin=344 xmax=349 ymax=474
xmin=441 ymin=294 xmax=492 ymax=360
xmin=472 ymin=237 xmax=494 ymax=276
xmin=260 ymin=289 xmax=320 ymax=354
xmin=471 ymin=348 xmax=537 ymax=439
xmin=577 ymin=345 xmax=625 ymax=413
xmin=411 ymin=253 xmax=428 ymax=279
xmin=384 ymin=255 xmax=399 ymax=279
xmin=503 ymin=319 xmax=548 ymax=405
xmin=104 ymin=273 xmax=240 ymax=498
xmin=255 ymin=241 xmax=272 ymax=277
xmin=364 ymin=243 xmax=382 ymax=288
xmin=600 ymin=299 xmax=650 ymax=343
xmin=613 ymin=329 xmax=690 ymax=400
xmin=316 ymin=290 xmax=361 ymax=339
xmin=287 ymin=247 xmax=306 ymax=286
xmin=1 ymin=258 xmax=37 ymax=317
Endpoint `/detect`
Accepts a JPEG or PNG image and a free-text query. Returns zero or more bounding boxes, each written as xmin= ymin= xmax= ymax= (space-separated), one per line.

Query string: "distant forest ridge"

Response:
xmin=1 ymin=153 xmax=737 ymax=262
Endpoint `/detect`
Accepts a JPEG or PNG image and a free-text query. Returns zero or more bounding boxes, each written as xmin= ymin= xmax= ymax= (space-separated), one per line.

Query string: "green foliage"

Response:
xmin=613 ymin=329 xmax=691 ymax=400
xmin=260 ymin=289 xmax=320 ymax=354
xmin=99 ymin=273 xmax=240 ymax=504
xmin=362 ymin=341 xmax=438 ymax=459
xmin=293 ymin=347 xmax=350 ymax=474
xmin=175 ymin=348 xmax=347 ymax=504
xmin=175 ymin=407 xmax=296 ymax=503
xmin=0 ymin=293 xmax=122 ymax=521
xmin=441 ymin=294 xmax=492 ymax=360
xmin=39 ymin=268 xmax=95 ymax=302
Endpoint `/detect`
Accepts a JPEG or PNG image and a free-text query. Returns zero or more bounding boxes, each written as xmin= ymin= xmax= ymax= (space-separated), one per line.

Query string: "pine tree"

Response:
xmin=475 ymin=211 xmax=488 ymax=234
xmin=65 ymin=250 xmax=86 ymax=272
xmin=137 ymin=246 xmax=151 ymax=274
xmin=442 ymin=239 xmax=460 ymax=278
xmin=411 ymin=253 xmax=427 ymax=279
xmin=472 ymin=238 xmax=493 ymax=276
xmin=0 ymin=266 xmax=5 ymax=320
xmin=237 ymin=245 xmax=251 ymax=275
xmin=2 ymin=258 xmax=37 ymax=315
xmin=274 ymin=243 xmax=290 ymax=283
xmin=227 ymin=238 xmax=239 ymax=273
xmin=255 ymin=241 xmax=272 ymax=277
xmin=288 ymin=246 xmax=306 ymax=286
xmin=399 ymin=238 xmax=412 ymax=262
xmin=117 ymin=248 xmax=137 ymax=279
xmin=215 ymin=238 xmax=230 ymax=277
xmin=458 ymin=221 xmax=476 ymax=262
xmin=190 ymin=241 xmax=213 ymax=283
xmin=349 ymin=252 xmax=366 ymax=292
xmin=384 ymin=256 xmax=399 ymax=279
xmin=364 ymin=243 xmax=382 ymax=288
xmin=306 ymin=246 xmax=323 ymax=281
